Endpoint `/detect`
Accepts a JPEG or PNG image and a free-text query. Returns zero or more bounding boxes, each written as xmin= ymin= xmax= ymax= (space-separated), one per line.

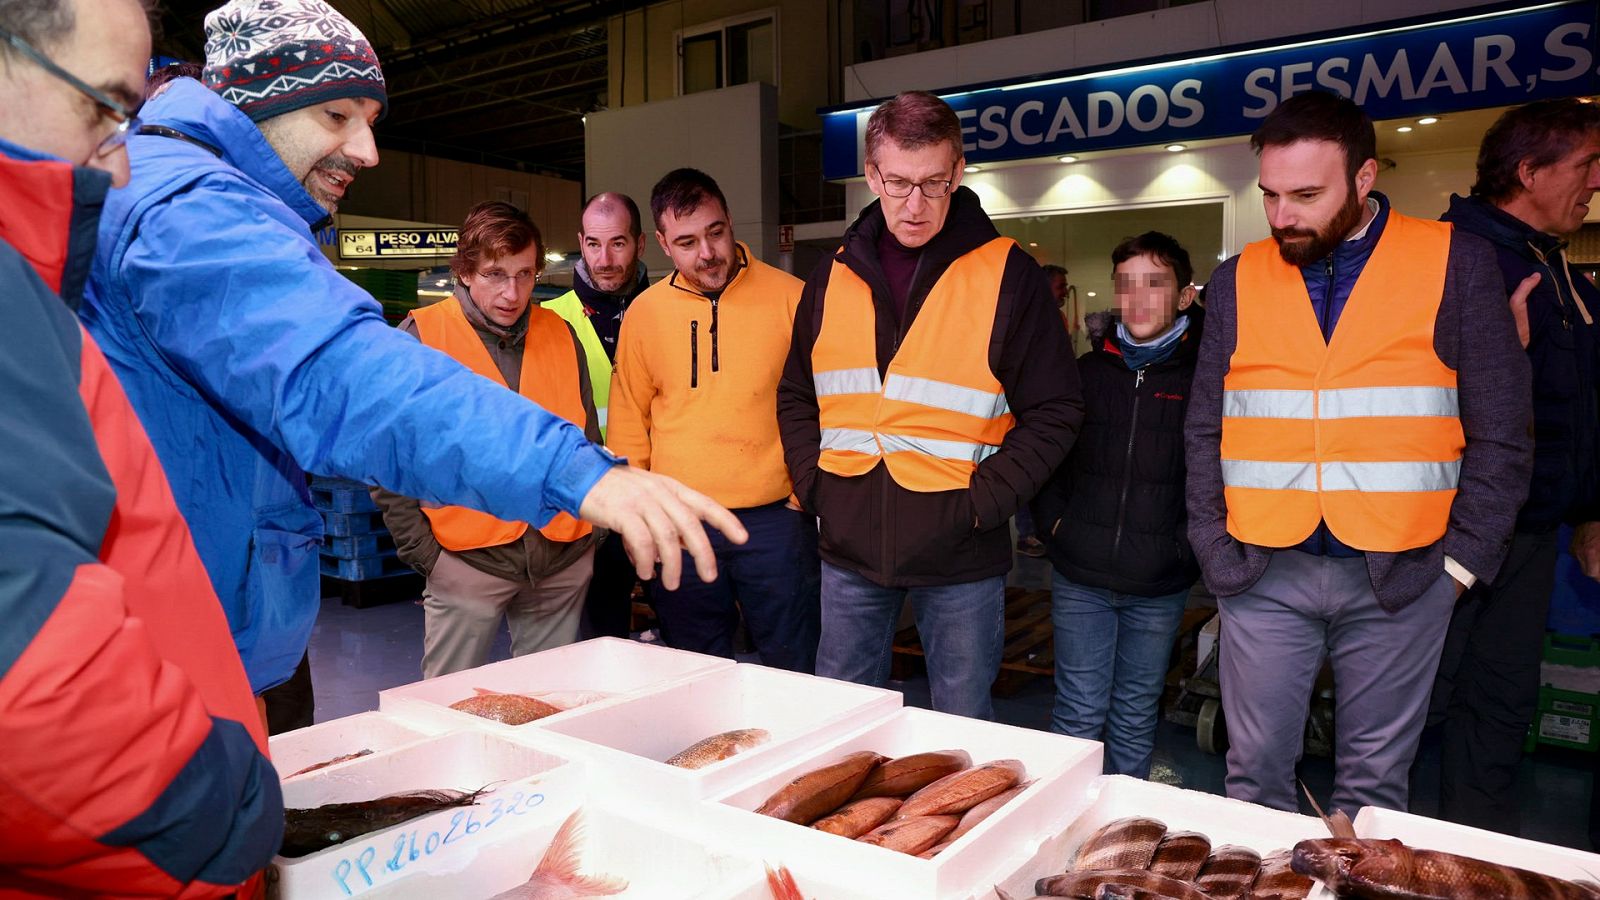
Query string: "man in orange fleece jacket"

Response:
xmin=609 ymin=168 xmax=820 ymax=671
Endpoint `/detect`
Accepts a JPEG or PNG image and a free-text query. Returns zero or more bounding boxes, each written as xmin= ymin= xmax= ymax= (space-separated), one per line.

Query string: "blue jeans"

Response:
xmin=816 ymin=561 xmax=1005 ymax=720
xmin=1050 ymin=572 xmax=1188 ymax=778
xmin=653 ymin=501 xmax=820 ymax=673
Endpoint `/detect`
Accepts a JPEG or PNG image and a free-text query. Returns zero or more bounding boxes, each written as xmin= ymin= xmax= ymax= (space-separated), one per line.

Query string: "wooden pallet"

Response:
xmin=890 ymin=587 xmax=1054 ymax=696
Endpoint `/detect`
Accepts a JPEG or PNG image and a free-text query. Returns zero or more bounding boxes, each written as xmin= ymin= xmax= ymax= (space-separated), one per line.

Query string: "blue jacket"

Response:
xmin=1294 ymin=192 xmax=1390 ymax=559
xmin=1442 ymin=193 xmax=1600 ymax=532
xmin=83 ymin=80 xmax=618 ymax=692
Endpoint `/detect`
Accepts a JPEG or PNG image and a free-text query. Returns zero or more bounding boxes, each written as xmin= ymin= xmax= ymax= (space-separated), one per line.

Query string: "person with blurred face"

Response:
xmin=373 ymin=202 xmax=601 ymax=677
xmin=778 ymin=91 xmax=1084 ymax=720
xmin=82 ymin=0 xmax=745 ymax=732
xmin=608 ymin=168 xmax=819 ymax=670
xmin=0 ymin=0 xmax=282 ymax=890
xmin=1433 ymin=98 xmax=1600 ymax=837
xmin=1185 ymin=90 xmax=1532 ymax=818
xmin=1033 ymin=233 xmax=1201 ymax=778
xmin=544 ymin=192 xmax=651 ymax=639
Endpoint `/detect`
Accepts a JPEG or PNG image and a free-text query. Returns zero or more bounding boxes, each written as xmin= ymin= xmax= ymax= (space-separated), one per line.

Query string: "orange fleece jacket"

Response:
xmin=608 ymin=243 xmax=801 ymax=509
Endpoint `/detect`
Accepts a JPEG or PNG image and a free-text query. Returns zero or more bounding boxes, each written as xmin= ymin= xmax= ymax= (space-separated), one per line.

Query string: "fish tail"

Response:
xmin=764 ymin=864 xmax=804 ymax=900
xmin=531 ymin=810 xmax=628 ymax=895
xmin=1298 ymin=780 xmax=1356 ymax=839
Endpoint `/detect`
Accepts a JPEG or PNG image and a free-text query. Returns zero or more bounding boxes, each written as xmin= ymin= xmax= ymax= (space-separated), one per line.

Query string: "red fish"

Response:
xmin=489 ymin=809 xmax=628 ymax=899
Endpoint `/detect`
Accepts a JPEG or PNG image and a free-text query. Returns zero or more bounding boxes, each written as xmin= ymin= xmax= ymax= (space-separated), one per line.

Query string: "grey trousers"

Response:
xmin=421 ymin=546 xmax=596 ymax=679
xmin=1218 ymin=549 xmax=1456 ymax=817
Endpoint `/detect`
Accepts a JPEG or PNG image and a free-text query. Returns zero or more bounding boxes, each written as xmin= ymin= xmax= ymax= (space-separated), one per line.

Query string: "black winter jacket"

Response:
xmin=778 ymin=188 xmax=1084 ymax=587
xmin=1033 ymin=312 xmax=1203 ymax=597
xmin=1441 ymin=194 xmax=1600 ymax=532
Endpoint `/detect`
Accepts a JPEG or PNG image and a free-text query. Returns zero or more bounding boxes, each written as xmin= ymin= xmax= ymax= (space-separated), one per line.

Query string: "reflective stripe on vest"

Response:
xmin=411 ymin=298 xmax=593 ymax=548
xmin=1220 ymin=211 xmax=1462 ymax=552
xmin=812 ymin=237 xmax=1017 ymax=492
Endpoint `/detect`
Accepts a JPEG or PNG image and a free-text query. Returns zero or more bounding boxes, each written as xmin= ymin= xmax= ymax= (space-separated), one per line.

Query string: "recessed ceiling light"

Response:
xmin=1165 ymin=144 xmax=1186 ymax=152
xmin=963 ymin=165 xmax=981 ymax=173
xmin=1396 ymin=125 xmax=1413 ymax=133
xmin=1058 ymin=155 xmax=1078 ymax=164
xmin=1418 ymin=116 xmax=1439 ymax=125
xmin=1028 ymin=242 xmax=1039 ymax=248
xmin=1087 ymin=291 xmax=1097 ymax=298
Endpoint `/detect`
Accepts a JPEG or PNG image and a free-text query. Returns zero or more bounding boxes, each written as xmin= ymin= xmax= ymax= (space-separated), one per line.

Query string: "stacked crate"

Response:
xmin=311 ymin=476 xmax=407 ymax=582
xmin=1526 ymin=633 xmax=1600 ymax=753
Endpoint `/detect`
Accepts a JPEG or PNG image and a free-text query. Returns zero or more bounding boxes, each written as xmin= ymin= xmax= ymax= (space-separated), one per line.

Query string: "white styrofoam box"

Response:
xmin=530 ymin=663 xmax=903 ymax=802
xmin=1351 ymin=805 xmax=1600 ymax=887
xmin=358 ymin=802 xmax=767 ymax=899
xmin=992 ymin=775 xmax=1331 ymax=900
xmin=270 ymin=712 xmax=438 ymax=782
xmin=707 ymin=706 xmax=1104 ymax=900
xmin=270 ymin=730 xmax=579 ymax=899
xmin=377 ymin=636 xmax=733 ymax=733
xmin=1196 ymin=614 xmax=1219 ymax=674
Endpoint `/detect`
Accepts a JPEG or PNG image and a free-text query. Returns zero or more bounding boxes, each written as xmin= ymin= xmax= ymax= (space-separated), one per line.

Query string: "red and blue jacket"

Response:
xmin=0 ymin=138 xmax=282 ymax=894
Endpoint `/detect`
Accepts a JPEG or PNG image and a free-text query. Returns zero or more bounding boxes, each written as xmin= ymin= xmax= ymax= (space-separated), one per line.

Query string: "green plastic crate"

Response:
xmin=1526 ymin=633 xmax=1600 ymax=753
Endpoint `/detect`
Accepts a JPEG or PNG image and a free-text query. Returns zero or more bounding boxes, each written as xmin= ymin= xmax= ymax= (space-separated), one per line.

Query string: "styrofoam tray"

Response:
xmin=1349 ymin=805 xmax=1600 ymax=887
xmin=992 ymin=775 xmax=1331 ymax=900
xmin=355 ymin=801 xmax=770 ymax=899
xmin=270 ymin=730 xmax=579 ymax=898
xmin=709 ymin=706 xmax=1104 ymax=900
xmin=531 ymin=663 xmax=903 ymax=801
xmin=270 ymin=712 xmax=439 ymax=782
xmin=378 ymin=637 xmax=733 ymax=733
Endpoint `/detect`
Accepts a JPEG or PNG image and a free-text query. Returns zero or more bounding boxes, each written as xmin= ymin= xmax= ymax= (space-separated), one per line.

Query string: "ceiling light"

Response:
xmin=1058 ymin=155 xmax=1078 ymax=164
xmin=1396 ymin=125 xmax=1413 ymax=133
xmin=1165 ymin=144 xmax=1186 ymax=152
xmin=1087 ymin=291 xmax=1097 ymax=298
xmin=1417 ymin=116 xmax=1439 ymax=125
xmin=1028 ymin=242 xmax=1039 ymax=248
xmin=963 ymin=165 xmax=981 ymax=173
xmin=545 ymin=251 xmax=564 ymax=262
xmin=581 ymin=115 xmax=588 ymax=125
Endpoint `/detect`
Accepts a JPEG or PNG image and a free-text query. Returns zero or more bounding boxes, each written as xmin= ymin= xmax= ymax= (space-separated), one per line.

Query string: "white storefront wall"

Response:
xmin=834 ymin=0 xmax=1508 ymax=255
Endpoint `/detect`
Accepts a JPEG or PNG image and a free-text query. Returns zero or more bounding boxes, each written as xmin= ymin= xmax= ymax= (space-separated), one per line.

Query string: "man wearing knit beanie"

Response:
xmin=82 ymin=0 xmax=746 ymax=732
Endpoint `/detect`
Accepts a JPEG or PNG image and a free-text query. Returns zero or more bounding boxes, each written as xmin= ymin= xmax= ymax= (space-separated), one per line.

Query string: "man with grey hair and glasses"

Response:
xmin=778 ymin=90 xmax=1082 ymax=719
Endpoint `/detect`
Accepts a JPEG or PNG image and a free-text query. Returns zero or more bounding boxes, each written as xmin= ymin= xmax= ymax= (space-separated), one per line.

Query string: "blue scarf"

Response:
xmin=1114 ymin=314 xmax=1190 ymax=371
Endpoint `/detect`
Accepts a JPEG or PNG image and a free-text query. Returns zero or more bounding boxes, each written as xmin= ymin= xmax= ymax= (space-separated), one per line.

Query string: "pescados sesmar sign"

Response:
xmin=821 ymin=0 xmax=1600 ymax=180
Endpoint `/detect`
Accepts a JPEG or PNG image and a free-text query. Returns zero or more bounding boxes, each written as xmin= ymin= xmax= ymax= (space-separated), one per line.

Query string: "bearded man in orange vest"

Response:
xmin=1185 ymin=91 xmax=1534 ymax=818
xmin=373 ymin=202 xmax=601 ymax=677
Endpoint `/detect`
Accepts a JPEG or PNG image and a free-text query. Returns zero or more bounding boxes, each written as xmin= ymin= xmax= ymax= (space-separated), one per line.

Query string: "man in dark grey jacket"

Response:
xmin=1185 ymin=92 xmax=1533 ymax=818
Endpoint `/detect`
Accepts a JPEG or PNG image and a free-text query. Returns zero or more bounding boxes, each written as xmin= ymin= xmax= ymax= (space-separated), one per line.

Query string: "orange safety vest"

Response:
xmin=410 ymin=298 xmax=592 ymax=548
xmin=812 ymin=237 xmax=1016 ymax=492
xmin=1221 ymin=211 xmax=1463 ymax=552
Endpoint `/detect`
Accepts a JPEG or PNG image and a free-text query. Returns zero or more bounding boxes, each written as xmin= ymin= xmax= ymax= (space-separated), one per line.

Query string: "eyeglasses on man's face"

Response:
xmin=0 ymin=24 xmax=141 ymax=157
xmin=873 ymin=164 xmax=957 ymax=199
xmin=476 ymin=268 xmax=540 ymax=288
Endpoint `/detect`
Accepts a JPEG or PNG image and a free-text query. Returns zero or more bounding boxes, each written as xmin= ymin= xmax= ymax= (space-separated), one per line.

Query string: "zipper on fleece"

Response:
xmin=1110 ymin=368 xmax=1145 ymax=563
xmin=710 ymin=296 xmax=721 ymax=372
xmin=690 ymin=320 xmax=699 ymax=389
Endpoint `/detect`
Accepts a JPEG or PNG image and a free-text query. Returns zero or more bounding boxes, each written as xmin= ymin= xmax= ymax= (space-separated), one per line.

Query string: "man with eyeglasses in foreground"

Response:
xmin=0 ymin=0 xmax=281 ymax=891
xmin=373 ymin=202 xmax=603 ymax=677
xmin=778 ymin=91 xmax=1083 ymax=719
xmin=80 ymin=0 xmax=745 ymax=731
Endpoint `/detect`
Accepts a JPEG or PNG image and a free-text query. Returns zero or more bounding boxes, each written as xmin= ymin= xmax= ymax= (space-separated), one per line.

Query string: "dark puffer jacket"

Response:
xmin=1442 ymin=193 xmax=1600 ymax=532
xmin=1033 ymin=310 xmax=1203 ymax=597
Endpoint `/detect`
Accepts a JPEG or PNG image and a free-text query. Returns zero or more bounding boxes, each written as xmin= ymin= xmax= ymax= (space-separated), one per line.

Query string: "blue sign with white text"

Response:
xmin=821 ymin=1 xmax=1600 ymax=179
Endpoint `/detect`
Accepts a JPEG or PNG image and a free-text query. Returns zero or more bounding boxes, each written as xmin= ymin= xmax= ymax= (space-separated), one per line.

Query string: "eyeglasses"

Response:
xmin=0 ymin=25 xmax=141 ymax=156
xmin=873 ymin=164 xmax=956 ymax=199
xmin=477 ymin=269 xmax=539 ymax=288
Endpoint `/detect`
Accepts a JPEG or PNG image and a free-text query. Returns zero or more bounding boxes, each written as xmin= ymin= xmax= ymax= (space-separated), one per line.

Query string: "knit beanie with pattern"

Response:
xmin=202 ymin=0 xmax=387 ymax=122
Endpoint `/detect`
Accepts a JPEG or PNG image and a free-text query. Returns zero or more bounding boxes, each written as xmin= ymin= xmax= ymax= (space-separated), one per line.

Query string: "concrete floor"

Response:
xmin=307 ymin=548 xmax=1597 ymax=854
